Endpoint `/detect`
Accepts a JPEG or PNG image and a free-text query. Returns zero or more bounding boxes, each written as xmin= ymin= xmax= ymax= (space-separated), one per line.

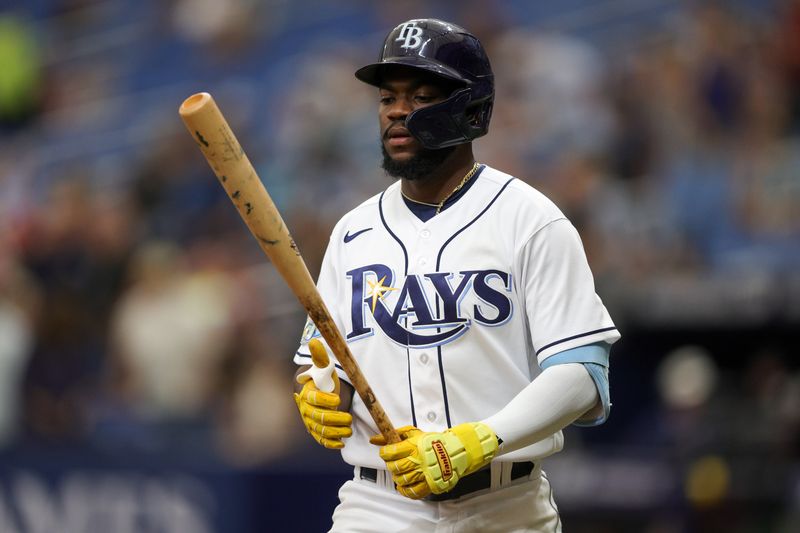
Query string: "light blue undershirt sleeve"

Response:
xmin=540 ymin=342 xmax=611 ymax=427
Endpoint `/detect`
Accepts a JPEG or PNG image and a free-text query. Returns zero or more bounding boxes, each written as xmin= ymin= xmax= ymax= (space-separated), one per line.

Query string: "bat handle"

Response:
xmin=364 ymin=392 xmax=400 ymax=443
xmin=383 ymin=426 xmax=402 ymax=444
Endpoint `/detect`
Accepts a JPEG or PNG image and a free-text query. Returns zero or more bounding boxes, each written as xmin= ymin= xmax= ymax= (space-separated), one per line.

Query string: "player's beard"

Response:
xmin=381 ymin=143 xmax=455 ymax=181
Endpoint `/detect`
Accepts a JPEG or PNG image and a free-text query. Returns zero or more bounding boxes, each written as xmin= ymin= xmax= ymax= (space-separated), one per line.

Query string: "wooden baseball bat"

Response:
xmin=178 ymin=92 xmax=400 ymax=444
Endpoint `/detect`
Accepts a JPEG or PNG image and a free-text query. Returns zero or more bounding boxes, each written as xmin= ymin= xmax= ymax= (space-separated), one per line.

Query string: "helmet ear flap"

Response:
xmin=406 ymin=89 xmax=473 ymax=149
xmin=468 ymin=98 xmax=493 ymax=129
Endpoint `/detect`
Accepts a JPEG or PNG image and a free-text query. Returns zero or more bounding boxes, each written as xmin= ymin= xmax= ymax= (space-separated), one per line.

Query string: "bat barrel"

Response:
xmin=178 ymin=92 xmax=401 ymax=444
xmin=179 ymin=92 xmax=307 ymax=288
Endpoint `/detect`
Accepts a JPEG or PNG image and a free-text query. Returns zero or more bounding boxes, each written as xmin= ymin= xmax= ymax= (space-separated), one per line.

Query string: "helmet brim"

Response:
xmin=355 ymin=57 xmax=468 ymax=87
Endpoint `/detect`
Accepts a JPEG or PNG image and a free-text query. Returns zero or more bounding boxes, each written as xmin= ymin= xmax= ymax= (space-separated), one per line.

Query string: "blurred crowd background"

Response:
xmin=0 ymin=0 xmax=799 ymax=532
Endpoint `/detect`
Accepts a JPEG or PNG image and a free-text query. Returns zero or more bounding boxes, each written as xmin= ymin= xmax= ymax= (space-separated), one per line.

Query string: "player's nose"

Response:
xmin=386 ymin=97 xmax=412 ymax=121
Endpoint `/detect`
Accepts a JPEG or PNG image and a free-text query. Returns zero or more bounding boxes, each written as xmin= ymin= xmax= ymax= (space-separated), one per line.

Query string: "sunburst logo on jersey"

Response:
xmin=366 ymin=275 xmax=398 ymax=313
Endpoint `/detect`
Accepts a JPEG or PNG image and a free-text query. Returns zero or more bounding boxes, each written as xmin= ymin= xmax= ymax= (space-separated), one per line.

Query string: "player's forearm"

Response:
xmin=482 ymin=363 xmax=598 ymax=456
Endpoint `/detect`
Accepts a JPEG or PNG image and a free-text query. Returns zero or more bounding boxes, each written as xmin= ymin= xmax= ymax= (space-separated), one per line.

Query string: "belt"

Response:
xmin=359 ymin=461 xmax=535 ymax=501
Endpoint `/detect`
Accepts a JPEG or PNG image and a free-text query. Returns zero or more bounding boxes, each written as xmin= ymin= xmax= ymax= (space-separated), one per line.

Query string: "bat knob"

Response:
xmin=179 ymin=92 xmax=213 ymax=116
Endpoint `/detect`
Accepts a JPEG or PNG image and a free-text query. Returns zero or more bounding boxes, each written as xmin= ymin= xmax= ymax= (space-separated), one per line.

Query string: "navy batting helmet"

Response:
xmin=355 ymin=19 xmax=494 ymax=149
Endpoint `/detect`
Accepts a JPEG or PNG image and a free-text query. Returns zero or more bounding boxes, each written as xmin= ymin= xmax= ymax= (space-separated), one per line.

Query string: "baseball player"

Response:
xmin=293 ymin=18 xmax=620 ymax=532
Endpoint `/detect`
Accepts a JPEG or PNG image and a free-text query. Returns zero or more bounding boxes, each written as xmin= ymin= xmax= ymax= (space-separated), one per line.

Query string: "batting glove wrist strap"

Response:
xmin=371 ymin=422 xmax=499 ymax=499
xmin=419 ymin=422 xmax=498 ymax=493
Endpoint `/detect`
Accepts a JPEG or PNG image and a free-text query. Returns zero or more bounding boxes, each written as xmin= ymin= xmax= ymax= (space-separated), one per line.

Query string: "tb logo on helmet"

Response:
xmin=395 ymin=22 xmax=423 ymax=49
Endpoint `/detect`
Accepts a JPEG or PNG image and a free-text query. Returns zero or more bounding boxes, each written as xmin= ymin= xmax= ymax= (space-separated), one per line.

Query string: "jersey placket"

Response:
xmin=405 ymin=224 xmax=448 ymax=431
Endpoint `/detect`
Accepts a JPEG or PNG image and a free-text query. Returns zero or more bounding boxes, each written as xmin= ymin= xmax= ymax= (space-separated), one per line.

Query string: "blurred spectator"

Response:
xmin=0 ymin=243 xmax=39 ymax=447
xmin=213 ymin=327 xmax=297 ymax=466
xmin=487 ymin=29 xmax=614 ymax=170
xmin=690 ymin=4 xmax=750 ymax=142
xmin=742 ymin=347 xmax=800 ymax=455
xmin=130 ymin=127 xmax=228 ymax=244
xmin=651 ymin=345 xmax=721 ymax=455
xmin=17 ymin=174 xmax=126 ymax=444
xmin=0 ymin=12 xmax=42 ymax=130
xmin=265 ymin=45 xmax=382 ymax=221
xmin=106 ymin=240 xmax=236 ymax=453
xmin=776 ymin=0 xmax=800 ymax=133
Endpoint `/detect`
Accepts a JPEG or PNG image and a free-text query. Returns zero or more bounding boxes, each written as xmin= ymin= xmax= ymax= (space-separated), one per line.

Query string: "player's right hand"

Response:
xmin=370 ymin=422 xmax=499 ymax=499
xmin=294 ymin=339 xmax=353 ymax=449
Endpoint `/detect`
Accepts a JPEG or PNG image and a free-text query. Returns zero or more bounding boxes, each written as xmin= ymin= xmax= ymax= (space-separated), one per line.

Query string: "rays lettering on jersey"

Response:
xmin=346 ymin=264 xmax=513 ymax=349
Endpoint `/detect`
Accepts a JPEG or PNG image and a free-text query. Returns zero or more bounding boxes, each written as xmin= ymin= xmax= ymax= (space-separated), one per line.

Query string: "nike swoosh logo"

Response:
xmin=344 ymin=227 xmax=373 ymax=243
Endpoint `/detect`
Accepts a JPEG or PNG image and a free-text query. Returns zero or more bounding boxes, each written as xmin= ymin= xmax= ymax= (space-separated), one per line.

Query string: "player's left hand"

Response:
xmin=294 ymin=339 xmax=353 ymax=449
xmin=369 ymin=422 xmax=499 ymax=499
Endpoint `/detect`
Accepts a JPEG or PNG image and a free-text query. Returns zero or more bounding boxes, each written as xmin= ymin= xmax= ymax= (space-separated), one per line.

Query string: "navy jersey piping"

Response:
xmin=433 ymin=175 xmax=515 ymax=427
xmin=543 ymin=471 xmax=561 ymax=531
xmin=436 ymin=177 xmax=516 ymax=268
xmin=379 ymin=190 xmax=409 ymax=276
xmin=295 ymin=351 xmax=346 ymax=378
xmin=437 ymin=345 xmax=453 ymax=428
xmin=380 ymin=191 xmax=419 ymax=424
xmin=408 ymin=349 xmax=417 ymax=427
xmin=535 ymin=327 xmax=618 ymax=356
xmin=404 ymin=316 xmax=417 ymax=427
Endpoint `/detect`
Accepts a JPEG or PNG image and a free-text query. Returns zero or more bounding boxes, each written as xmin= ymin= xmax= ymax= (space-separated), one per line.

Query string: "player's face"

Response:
xmin=378 ymin=68 xmax=453 ymax=162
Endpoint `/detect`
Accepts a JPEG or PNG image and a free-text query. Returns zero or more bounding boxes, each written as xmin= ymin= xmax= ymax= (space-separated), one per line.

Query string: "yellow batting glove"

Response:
xmin=370 ymin=422 xmax=499 ymax=499
xmin=294 ymin=339 xmax=352 ymax=449
xmin=370 ymin=426 xmax=429 ymax=498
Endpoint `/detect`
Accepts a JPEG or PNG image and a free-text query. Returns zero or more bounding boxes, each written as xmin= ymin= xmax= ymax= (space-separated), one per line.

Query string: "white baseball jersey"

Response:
xmin=294 ymin=164 xmax=620 ymax=468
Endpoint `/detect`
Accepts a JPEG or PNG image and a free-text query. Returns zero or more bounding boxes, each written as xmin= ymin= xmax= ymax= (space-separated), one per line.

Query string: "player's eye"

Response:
xmin=379 ymin=95 xmax=394 ymax=105
xmin=414 ymin=94 xmax=436 ymax=104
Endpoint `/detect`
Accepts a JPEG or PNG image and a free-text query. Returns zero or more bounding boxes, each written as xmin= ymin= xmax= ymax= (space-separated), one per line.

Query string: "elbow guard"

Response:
xmin=541 ymin=342 xmax=612 ymax=426
xmin=573 ymin=362 xmax=610 ymax=427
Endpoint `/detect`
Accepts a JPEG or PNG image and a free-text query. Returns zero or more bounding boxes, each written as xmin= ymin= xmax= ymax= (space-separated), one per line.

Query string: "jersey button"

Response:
xmin=420 ymin=229 xmax=430 ymax=239
xmin=420 ymin=353 xmax=429 ymax=364
xmin=418 ymin=258 xmax=428 ymax=267
xmin=427 ymin=412 xmax=437 ymax=422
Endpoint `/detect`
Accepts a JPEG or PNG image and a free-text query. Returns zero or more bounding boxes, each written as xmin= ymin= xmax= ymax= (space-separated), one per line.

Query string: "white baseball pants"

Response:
xmin=329 ymin=463 xmax=562 ymax=533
